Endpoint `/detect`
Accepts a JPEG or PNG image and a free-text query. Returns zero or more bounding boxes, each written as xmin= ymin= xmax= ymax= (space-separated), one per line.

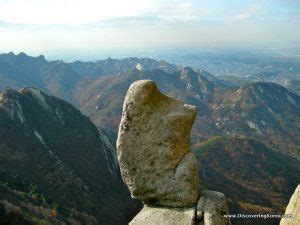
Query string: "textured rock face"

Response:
xmin=129 ymin=190 xmax=231 ymax=225
xmin=196 ymin=190 xmax=231 ymax=225
xmin=117 ymin=80 xmax=199 ymax=207
xmin=280 ymin=185 xmax=300 ymax=225
xmin=130 ymin=206 xmax=196 ymax=225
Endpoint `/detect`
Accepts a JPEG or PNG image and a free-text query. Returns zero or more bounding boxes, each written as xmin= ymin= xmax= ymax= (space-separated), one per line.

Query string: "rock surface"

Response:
xmin=129 ymin=190 xmax=232 ymax=225
xmin=117 ymin=80 xmax=199 ymax=207
xmin=196 ymin=190 xmax=231 ymax=225
xmin=130 ymin=206 xmax=196 ymax=225
xmin=280 ymin=185 xmax=300 ymax=225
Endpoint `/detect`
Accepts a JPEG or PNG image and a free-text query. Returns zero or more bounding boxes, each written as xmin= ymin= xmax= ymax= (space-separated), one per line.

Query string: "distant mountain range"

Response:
xmin=0 ymin=52 xmax=299 ymax=224
xmin=0 ymin=52 xmax=179 ymax=103
xmin=0 ymin=52 xmax=298 ymax=158
xmin=161 ymin=51 xmax=300 ymax=95
xmin=69 ymin=57 xmax=179 ymax=76
xmin=73 ymin=67 xmax=299 ymax=159
xmin=0 ymin=52 xmax=299 ymax=152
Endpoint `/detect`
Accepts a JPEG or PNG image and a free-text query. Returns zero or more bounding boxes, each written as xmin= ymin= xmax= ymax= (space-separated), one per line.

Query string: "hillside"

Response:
xmin=211 ymin=82 xmax=300 ymax=158
xmin=0 ymin=87 xmax=141 ymax=224
xmin=193 ymin=136 xmax=300 ymax=225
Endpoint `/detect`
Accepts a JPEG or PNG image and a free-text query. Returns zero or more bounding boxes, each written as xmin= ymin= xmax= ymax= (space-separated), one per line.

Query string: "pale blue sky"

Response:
xmin=0 ymin=0 xmax=299 ymax=58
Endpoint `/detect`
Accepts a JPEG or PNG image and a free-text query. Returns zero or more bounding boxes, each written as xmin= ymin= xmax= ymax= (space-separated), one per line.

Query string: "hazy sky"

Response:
xmin=0 ymin=0 xmax=299 ymax=58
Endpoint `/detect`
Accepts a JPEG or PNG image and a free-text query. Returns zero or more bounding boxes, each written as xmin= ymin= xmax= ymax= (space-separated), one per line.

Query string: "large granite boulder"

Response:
xmin=117 ymin=80 xmax=199 ymax=207
xmin=280 ymin=185 xmax=300 ymax=225
xmin=196 ymin=190 xmax=231 ymax=225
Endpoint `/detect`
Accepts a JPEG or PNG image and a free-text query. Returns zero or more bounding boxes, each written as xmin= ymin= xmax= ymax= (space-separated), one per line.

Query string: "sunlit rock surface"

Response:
xmin=117 ymin=80 xmax=199 ymax=207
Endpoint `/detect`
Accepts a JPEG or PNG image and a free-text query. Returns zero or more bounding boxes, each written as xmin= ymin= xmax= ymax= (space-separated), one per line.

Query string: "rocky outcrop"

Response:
xmin=280 ymin=185 xmax=300 ymax=225
xmin=130 ymin=206 xmax=196 ymax=225
xmin=117 ymin=80 xmax=230 ymax=224
xmin=197 ymin=191 xmax=231 ymax=225
xmin=129 ymin=190 xmax=231 ymax=225
xmin=117 ymin=80 xmax=199 ymax=207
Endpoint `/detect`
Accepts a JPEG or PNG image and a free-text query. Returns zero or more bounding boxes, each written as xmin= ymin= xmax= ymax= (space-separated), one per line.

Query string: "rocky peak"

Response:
xmin=37 ymin=55 xmax=46 ymax=62
xmin=20 ymin=87 xmax=52 ymax=110
xmin=18 ymin=52 xmax=28 ymax=57
xmin=1 ymin=88 xmax=20 ymax=100
xmin=230 ymin=82 xmax=300 ymax=114
xmin=0 ymin=88 xmax=27 ymax=124
xmin=180 ymin=67 xmax=197 ymax=77
xmin=178 ymin=67 xmax=215 ymax=102
xmin=239 ymin=82 xmax=297 ymax=99
xmin=0 ymin=87 xmax=59 ymax=125
xmin=0 ymin=52 xmax=46 ymax=65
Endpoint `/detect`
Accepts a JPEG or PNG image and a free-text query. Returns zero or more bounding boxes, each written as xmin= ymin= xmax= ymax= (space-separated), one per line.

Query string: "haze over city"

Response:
xmin=0 ymin=0 xmax=299 ymax=60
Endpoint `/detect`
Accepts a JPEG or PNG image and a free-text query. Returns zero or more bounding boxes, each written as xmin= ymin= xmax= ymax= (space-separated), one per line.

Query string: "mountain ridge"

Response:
xmin=0 ymin=86 xmax=141 ymax=224
xmin=194 ymin=136 xmax=300 ymax=225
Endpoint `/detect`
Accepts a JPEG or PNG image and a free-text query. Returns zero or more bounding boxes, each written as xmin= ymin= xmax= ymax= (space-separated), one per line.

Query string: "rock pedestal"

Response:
xmin=117 ymin=80 xmax=230 ymax=225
